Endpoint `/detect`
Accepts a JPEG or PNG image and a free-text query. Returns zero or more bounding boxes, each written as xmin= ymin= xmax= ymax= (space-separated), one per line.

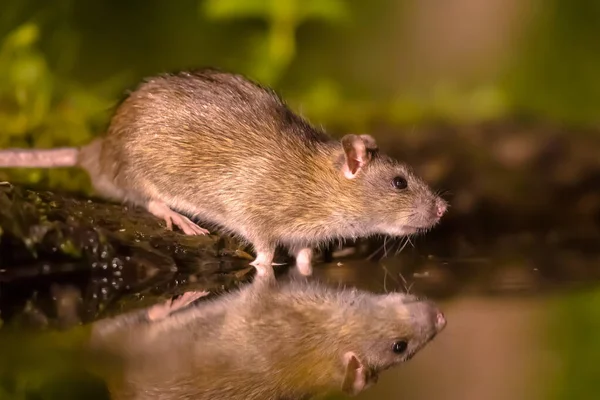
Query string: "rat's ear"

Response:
xmin=341 ymin=351 xmax=368 ymax=396
xmin=340 ymin=134 xmax=378 ymax=179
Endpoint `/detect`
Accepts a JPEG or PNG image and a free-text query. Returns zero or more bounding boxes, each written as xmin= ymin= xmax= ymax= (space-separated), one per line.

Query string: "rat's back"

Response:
xmin=103 ymin=68 xmax=327 ymax=172
xmin=96 ymin=69 xmax=330 ymax=226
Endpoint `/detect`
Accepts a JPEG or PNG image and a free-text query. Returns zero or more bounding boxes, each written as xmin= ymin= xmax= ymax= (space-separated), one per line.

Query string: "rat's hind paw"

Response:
xmin=147 ymin=290 xmax=210 ymax=322
xmin=147 ymin=200 xmax=209 ymax=235
xmin=167 ymin=213 xmax=209 ymax=235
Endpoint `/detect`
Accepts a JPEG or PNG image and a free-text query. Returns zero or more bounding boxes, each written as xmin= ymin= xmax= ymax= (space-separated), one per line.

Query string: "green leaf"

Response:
xmin=4 ymin=23 xmax=39 ymax=50
xmin=9 ymin=53 xmax=48 ymax=91
xmin=201 ymin=0 xmax=349 ymax=23
xmin=300 ymin=0 xmax=349 ymax=23
xmin=202 ymin=0 xmax=270 ymax=20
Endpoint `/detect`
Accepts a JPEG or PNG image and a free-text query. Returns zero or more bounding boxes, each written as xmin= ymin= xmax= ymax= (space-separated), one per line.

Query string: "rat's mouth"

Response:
xmin=404 ymin=213 xmax=444 ymax=231
xmin=378 ymin=225 xmax=420 ymax=237
xmin=402 ymin=225 xmax=426 ymax=233
xmin=391 ymin=225 xmax=431 ymax=236
xmin=378 ymin=215 xmax=442 ymax=237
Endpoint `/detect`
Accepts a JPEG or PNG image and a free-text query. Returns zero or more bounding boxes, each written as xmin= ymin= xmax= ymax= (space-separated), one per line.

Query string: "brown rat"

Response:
xmin=90 ymin=273 xmax=447 ymax=400
xmin=0 ymin=68 xmax=448 ymax=276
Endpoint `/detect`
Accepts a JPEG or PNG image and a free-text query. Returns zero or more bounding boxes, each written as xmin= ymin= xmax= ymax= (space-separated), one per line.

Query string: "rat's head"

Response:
xmin=339 ymin=292 xmax=446 ymax=396
xmin=337 ymin=134 xmax=448 ymax=236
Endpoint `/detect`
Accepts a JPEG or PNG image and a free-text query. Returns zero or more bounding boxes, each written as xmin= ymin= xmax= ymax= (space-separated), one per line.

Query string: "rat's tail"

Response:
xmin=0 ymin=148 xmax=80 ymax=168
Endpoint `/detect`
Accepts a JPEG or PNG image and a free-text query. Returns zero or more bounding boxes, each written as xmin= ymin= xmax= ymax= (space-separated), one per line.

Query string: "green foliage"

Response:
xmin=503 ymin=0 xmax=600 ymax=126
xmin=0 ymin=23 xmax=52 ymax=141
xmin=0 ymin=21 xmax=119 ymax=191
xmin=201 ymin=0 xmax=349 ymax=85
xmin=0 ymin=327 xmax=117 ymax=400
xmin=545 ymin=287 xmax=600 ymax=400
xmin=0 ymin=0 xmax=599 ymax=193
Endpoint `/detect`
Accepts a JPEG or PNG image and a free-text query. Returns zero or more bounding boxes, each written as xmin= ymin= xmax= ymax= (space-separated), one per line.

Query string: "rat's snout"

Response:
xmin=411 ymin=195 xmax=448 ymax=228
xmin=408 ymin=301 xmax=447 ymax=334
xmin=435 ymin=198 xmax=448 ymax=218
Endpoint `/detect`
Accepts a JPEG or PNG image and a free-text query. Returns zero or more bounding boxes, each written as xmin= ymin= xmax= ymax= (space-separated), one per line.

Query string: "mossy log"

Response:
xmin=0 ymin=182 xmax=256 ymax=328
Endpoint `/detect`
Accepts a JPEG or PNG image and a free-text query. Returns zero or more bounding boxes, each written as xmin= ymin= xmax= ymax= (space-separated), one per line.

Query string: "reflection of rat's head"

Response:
xmin=334 ymin=134 xmax=448 ymax=237
xmin=92 ymin=274 xmax=447 ymax=400
xmin=339 ymin=292 xmax=446 ymax=396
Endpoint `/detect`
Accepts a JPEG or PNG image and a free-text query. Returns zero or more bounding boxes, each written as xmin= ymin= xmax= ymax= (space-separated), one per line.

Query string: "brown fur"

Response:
xmin=91 ymin=274 xmax=446 ymax=400
xmin=0 ymin=68 xmax=448 ymax=275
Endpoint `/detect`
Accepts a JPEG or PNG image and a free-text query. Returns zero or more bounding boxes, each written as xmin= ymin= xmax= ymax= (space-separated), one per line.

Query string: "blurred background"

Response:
xmin=0 ymin=0 xmax=599 ymax=399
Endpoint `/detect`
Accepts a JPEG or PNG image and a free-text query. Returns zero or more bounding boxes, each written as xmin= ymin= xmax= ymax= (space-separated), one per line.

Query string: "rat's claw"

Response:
xmin=250 ymin=260 xmax=274 ymax=277
xmin=147 ymin=200 xmax=209 ymax=235
xmin=168 ymin=213 xmax=209 ymax=235
xmin=147 ymin=290 xmax=210 ymax=322
xmin=250 ymin=250 xmax=277 ymax=277
xmin=164 ymin=217 xmax=173 ymax=231
xmin=171 ymin=291 xmax=210 ymax=309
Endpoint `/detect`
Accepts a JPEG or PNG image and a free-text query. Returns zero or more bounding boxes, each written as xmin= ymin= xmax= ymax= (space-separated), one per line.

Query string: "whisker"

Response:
xmin=382 ymin=264 xmax=389 ymax=293
xmin=395 ymin=236 xmax=411 ymax=256
xmin=367 ymin=241 xmax=386 ymax=261
xmin=439 ymin=189 xmax=453 ymax=197
xmin=381 ymin=264 xmax=400 ymax=289
xmin=398 ymin=272 xmax=410 ymax=293
xmin=393 ymin=238 xmax=403 ymax=257
xmin=383 ymin=236 xmax=391 ymax=259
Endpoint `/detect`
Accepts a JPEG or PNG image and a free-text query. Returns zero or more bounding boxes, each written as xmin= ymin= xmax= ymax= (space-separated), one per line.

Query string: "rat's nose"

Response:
xmin=435 ymin=311 xmax=446 ymax=332
xmin=436 ymin=199 xmax=447 ymax=218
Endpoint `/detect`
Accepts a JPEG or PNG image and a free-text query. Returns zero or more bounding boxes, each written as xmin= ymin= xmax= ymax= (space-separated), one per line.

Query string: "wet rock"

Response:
xmin=0 ymin=182 xmax=253 ymax=328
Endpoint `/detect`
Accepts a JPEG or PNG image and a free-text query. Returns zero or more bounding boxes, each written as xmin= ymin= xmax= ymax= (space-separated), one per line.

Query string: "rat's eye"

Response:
xmin=392 ymin=176 xmax=408 ymax=190
xmin=392 ymin=340 xmax=408 ymax=354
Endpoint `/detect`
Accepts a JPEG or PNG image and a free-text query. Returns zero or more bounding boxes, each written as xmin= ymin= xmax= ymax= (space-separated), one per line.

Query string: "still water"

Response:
xmin=1 ymin=242 xmax=599 ymax=400
xmin=313 ymin=253 xmax=599 ymax=400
